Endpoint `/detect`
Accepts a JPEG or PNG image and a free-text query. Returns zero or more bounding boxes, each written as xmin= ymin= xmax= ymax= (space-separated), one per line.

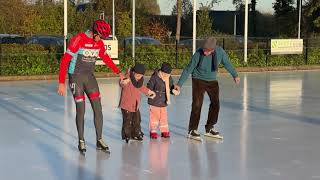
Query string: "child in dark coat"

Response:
xmin=147 ymin=63 xmax=180 ymax=139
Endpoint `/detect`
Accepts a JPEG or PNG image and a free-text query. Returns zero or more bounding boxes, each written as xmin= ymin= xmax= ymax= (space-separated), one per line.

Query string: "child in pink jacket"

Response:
xmin=119 ymin=63 xmax=155 ymax=143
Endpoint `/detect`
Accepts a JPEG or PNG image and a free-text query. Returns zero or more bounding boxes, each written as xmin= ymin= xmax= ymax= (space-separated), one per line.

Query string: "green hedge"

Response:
xmin=225 ymin=47 xmax=319 ymax=67
xmin=308 ymin=48 xmax=320 ymax=65
xmin=0 ymin=44 xmax=62 ymax=75
xmin=0 ymin=44 xmax=319 ymax=76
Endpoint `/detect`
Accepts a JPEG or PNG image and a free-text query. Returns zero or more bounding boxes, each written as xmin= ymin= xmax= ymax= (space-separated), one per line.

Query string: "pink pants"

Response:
xmin=149 ymin=105 xmax=169 ymax=133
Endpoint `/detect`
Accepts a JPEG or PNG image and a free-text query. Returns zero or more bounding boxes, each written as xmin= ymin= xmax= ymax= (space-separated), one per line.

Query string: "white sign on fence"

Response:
xmin=271 ymin=39 xmax=304 ymax=55
xmin=96 ymin=39 xmax=119 ymax=65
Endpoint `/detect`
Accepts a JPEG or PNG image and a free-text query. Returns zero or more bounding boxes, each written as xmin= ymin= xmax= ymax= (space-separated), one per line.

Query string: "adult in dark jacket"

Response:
xmin=174 ymin=37 xmax=240 ymax=141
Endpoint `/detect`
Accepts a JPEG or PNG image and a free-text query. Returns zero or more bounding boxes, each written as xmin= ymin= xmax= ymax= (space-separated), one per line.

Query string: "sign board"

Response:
xmin=271 ymin=39 xmax=303 ymax=55
xmin=96 ymin=39 xmax=119 ymax=65
xmin=103 ymin=40 xmax=118 ymax=59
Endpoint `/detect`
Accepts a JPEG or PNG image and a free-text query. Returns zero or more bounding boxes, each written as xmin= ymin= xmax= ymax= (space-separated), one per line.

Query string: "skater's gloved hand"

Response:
xmin=120 ymin=78 xmax=130 ymax=86
xmin=147 ymin=90 xmax=156 ymax=99
xmin=233 ymin=76 xmax=240 ymax=85
xmin=57 ymin=83 xmax=66 ymax=96
xmin=172 ymin=89 xmax=180 ymax=96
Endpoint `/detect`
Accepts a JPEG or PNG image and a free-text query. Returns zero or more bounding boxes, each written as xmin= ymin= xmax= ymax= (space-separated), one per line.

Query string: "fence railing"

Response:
xmin=0 ymin=37 xmax=319 ymax=76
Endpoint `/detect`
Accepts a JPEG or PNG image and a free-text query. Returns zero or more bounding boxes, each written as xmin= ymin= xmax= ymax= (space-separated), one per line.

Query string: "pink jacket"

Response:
xmin=119 ymin=72 xmax=150 ymax=112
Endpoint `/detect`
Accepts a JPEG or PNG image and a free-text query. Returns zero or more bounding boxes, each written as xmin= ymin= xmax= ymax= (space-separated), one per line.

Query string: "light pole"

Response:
xmin=112 ymin=0 xmax=115 ymax=39
xmin=234 ymin=13 xmax=237 ymax=36
xmin=192 ymin=0 xmax=197 ymax=54
xmin=244 ymin=0 xmax=249 ymax=64
xmin=63 ymin=0 xmax=67 ymax=53
xmin=132 ymin=0 xmax=135 ymax=59
xmin=298 ymin=0 xmax=302 ymax=39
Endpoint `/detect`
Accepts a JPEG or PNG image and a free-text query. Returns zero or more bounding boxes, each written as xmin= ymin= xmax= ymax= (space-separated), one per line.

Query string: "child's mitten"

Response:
xmin=120 ymin=78 xmax=130 ymax=86
xmin=147 ymin=90 xmax=156 ymax=99
xmin=172 ymin=89 xmax=180 ymax=96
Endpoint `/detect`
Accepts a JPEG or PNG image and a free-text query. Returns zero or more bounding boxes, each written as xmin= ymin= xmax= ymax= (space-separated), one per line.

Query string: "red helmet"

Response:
xmin=92 ymin=20 xmax=111 ymax=40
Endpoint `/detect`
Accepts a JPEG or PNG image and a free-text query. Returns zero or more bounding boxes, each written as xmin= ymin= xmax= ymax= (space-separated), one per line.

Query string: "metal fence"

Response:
xmin=0 ymin=36 xmax=319 ymax=76
xmin=120 ymin=36 xmax=320 ymax=68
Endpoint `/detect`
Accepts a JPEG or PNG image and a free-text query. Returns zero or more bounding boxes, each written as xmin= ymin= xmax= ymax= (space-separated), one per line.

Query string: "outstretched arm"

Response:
xmin=99 ymin=41 xmax=120 ymax=74
xmin=176 ymin=51 xmax=201 ymax=88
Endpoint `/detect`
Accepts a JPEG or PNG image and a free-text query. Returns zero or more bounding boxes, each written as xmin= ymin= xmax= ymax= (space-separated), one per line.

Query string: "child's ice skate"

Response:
xmin=161 ymin=132 xmax=170 ymax=138
xmin=132 ymin=134 xmax=143 ymax=141
xmin=150 ymin=131 xmax=158 ymax=139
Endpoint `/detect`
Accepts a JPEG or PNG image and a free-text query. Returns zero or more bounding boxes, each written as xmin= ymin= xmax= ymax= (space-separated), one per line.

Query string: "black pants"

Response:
xmin=188 ymin=78 xmax=220 ymax=132
xmin=69 ymin=73 xmax=103 ymax=141
xmin=121 ymin=109 xmax=142 ymax=139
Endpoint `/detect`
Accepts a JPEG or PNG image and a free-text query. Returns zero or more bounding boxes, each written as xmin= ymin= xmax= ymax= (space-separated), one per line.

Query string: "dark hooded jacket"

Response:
xmin=147 ymin=70 xmax=174 ymax=107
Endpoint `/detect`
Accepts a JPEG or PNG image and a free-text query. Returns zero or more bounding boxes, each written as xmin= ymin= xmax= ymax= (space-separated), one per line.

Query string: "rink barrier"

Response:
xmin=1 ymin=65 xmax=320 ymax=81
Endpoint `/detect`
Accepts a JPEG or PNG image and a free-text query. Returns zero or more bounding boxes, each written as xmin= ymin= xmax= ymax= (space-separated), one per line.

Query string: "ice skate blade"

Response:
xmin=187 ymin=135 xmax=203 ymax=142
xmin=78 ymin=146 xmax=86 ymax=155
xmin=96 ymin=147 xmax=111 ymax=154
xmin=79 ymin=150 xmax=86 ymax=156
xmin=204 ymin=133 xmax=224 ymax=140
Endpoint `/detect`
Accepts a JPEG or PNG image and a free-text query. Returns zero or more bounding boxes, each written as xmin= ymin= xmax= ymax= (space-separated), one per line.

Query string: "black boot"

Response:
xmin=78 ymin=140 xmax=86 ymax=155
xmin=96 ymin=139 xmax=110 ymax=153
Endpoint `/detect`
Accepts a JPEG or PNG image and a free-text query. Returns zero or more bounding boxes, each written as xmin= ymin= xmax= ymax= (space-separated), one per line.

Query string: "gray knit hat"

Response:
xmin=203 ymin=37 xmax=217 ymax=50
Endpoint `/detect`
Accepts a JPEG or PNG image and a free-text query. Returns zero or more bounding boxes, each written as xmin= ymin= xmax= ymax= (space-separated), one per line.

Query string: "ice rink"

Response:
xmin=0 ymin=71 xmax=319 ymax=180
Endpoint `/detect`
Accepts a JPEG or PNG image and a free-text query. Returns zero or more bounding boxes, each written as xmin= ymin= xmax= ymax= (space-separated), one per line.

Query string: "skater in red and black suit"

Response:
xmin=57 ymin=20 xmax=120 ymax=154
